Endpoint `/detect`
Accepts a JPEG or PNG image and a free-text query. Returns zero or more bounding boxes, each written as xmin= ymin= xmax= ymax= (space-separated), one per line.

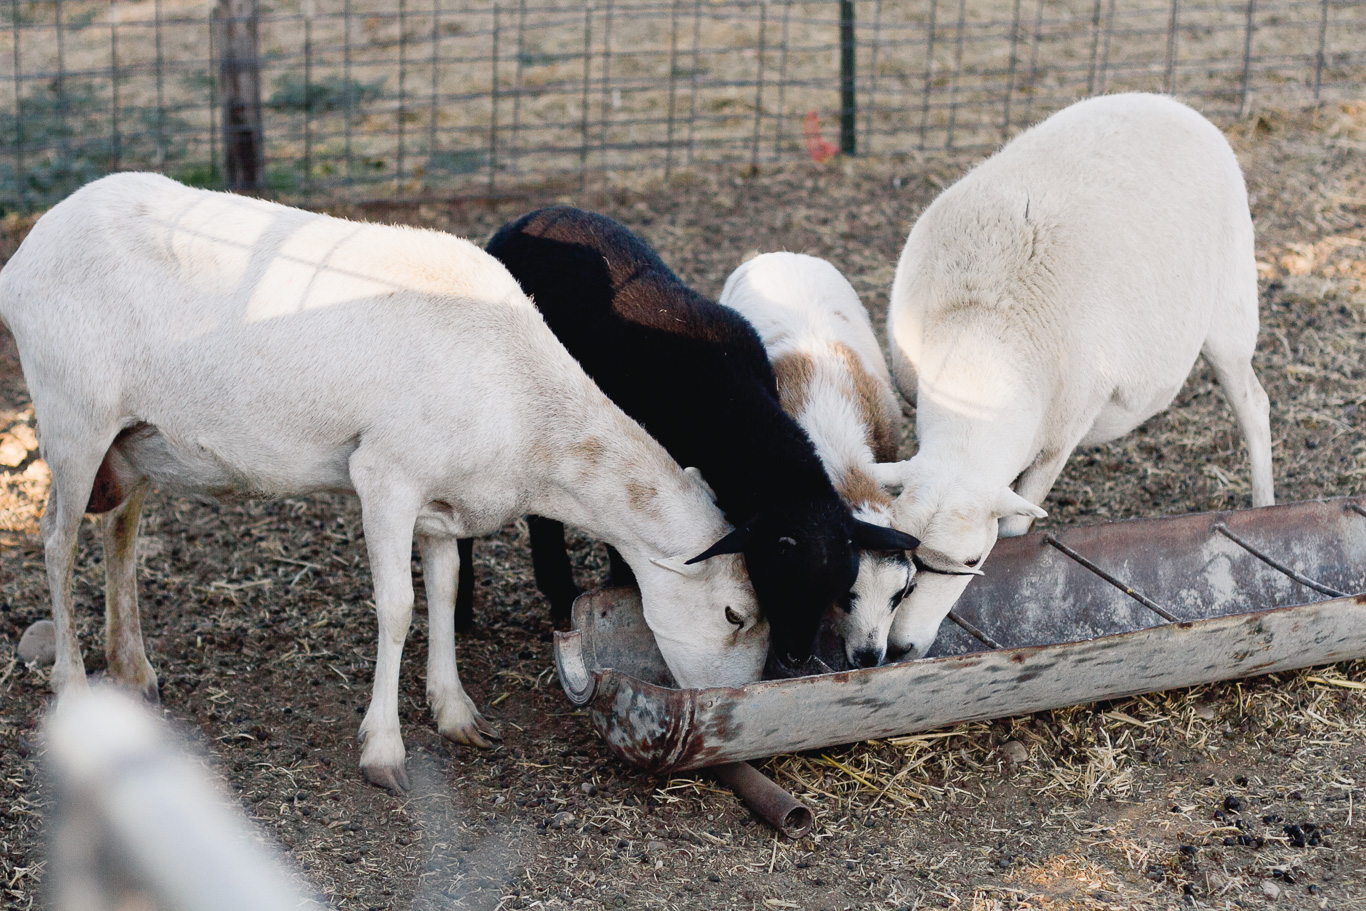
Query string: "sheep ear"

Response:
xmin=650 ymin=556 xmax=699 ymax=577
xmin=911 ymin=549 xmax=985 ymax=577
xmin=869 ymin=460 xmax=916 ymax=492
xmin=684 ymin=525 xmax=749 ymax=564
xmin=852 ymin=519 xmax=920 ymax=553
xmin=994 ymin=488 xmax=1047 ymax=520
xmin=684 ymin=466 xmax=716 ymax=502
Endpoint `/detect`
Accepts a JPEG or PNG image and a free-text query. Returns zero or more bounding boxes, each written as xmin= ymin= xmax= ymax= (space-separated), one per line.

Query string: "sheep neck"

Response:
xmin=529 ymin=407 xmax=726 ymax=567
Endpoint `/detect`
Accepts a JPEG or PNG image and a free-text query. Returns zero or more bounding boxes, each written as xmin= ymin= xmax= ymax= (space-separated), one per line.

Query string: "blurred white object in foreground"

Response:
xmin=45 ymin=687 xmax=323 ymax=911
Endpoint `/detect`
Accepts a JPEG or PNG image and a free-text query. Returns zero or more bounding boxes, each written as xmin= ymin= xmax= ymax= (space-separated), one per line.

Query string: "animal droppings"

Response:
xmin=17 ymin=620 xmax=55 ymax=666
xmin=1284 ymin=823 xmax=1323 ymax=847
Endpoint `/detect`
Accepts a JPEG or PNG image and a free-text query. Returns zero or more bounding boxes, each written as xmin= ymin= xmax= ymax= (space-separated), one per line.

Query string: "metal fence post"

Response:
xmin=212 ymin=0 xmax=264 ymax=191
xmin=838 ymin=0 xmax=856 ymax=155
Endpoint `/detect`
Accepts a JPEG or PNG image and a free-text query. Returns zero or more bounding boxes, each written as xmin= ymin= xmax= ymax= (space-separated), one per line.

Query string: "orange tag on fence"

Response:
xmin=802 ymin=111 xmax=839 ymax=164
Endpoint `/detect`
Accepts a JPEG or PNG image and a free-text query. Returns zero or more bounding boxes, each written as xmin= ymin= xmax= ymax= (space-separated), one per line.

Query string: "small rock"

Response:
xmin=1261 ymin=879 xmax=1280 ymax=900
xmin=493 ymin=794 xmax=507 ymax=806
xmin=18 ymin=620 xmax=56 ymax=666
xmin=1194 ymin=702 xmax=1217 ymax=721
xmin=138 ymin=535 xmax=168 ymax=558
xmin=0 ymin=433 xmax=29 ymax=468
xmin=1000 ymin=740 xmax=1029 ymax=764
xmin=8 ymin=422 xmax=37 ymax=450
xmin=580 ymin=782 xmax=598 ymax=796
xmin=548 ymin=811 xmax=575 ymax=829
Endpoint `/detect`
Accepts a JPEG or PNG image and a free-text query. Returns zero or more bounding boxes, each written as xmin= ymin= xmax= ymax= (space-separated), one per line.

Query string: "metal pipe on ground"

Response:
xmin=711 ymin=761 xmax=814 ymax=838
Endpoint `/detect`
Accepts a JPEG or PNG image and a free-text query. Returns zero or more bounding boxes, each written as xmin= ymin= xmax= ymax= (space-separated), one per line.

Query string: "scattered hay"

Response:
xmin=1 ymin=101 xmax=1365 ymax=910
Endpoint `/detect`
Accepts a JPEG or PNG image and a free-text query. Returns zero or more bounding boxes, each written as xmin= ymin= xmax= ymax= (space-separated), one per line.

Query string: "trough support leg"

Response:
xmin=711 ymin=762 xmax=814 ymax=838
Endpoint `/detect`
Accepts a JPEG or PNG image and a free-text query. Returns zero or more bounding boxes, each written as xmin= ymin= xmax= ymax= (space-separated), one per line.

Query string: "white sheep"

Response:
xmin=0 ymin=172 xmax=768 ymax=792
xmin=879 ymin=93 xmax=1275 ymax=659
xmin=720 ymin=252 xmax=916 ymax=669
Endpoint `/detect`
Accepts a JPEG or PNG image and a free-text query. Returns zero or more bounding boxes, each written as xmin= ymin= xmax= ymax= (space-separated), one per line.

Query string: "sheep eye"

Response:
xmin=892 ymin=578 xmax=916 ymax=609
xmin=964 ymin=556 xmax=981 ymax=568
xmin=725 ymin=606 xmax=745 ymax=629
xmin=835 ymin=591 xmax=854 ymax=613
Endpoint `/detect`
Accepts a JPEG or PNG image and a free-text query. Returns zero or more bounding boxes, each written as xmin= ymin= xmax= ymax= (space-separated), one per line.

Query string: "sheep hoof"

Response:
xmin=441 ymin=713 xmax=501 ymax=749
xmin=140 ymin=679 xmax=161 ymax=705
xmin=108 ymin=658 xmax=160 ymax=704
xmin=362 ymin=762 xmax=411 ymax=793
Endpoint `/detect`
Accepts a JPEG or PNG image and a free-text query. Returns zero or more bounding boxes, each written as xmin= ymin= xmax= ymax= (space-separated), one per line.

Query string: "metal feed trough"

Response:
xmin=554 ymin=496 xmax=1366 ymax=835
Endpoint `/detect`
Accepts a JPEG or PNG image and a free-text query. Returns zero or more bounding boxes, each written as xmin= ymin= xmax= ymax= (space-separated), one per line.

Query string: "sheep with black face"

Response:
xmin=457 ymin=207 xmax=915 ymax=667
xmin=720 ymin=252 xmax=921 ymax=669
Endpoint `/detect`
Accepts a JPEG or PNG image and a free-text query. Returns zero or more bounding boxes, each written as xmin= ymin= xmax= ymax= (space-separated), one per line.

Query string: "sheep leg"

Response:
xmin=100 ymin=481 xmax=159 ymax=703
xmin=527 ymin=515 xmax=581 ymax=628
xmin=1204 ymin=343 xmax=1275 ymax=508
xmin=41 ymin=474 xmax=94 ymax=700
xmin=454 ymin=537 xmax=475 ymax=633
xmin=351 ymin=468 xmax=422 ymax=793
xmin=38 ymin=432 xmax=112 ymax=701
xmin=419 ymin=533 xmax=499 ymax=749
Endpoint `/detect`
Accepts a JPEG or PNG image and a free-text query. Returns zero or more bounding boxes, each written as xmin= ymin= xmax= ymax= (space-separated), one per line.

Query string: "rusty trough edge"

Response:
xmin=555 ymin=497 xmax=1366 ymax=837
xmin=710 ymin=762 xmax=814 ymax=839
xmin=553 ymin=630 xmax=595 ymax=706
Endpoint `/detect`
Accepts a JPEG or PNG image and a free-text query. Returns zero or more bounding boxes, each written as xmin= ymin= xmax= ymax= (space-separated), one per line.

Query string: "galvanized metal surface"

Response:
xmin=554 ymin=497 xmax=1366 ymax=774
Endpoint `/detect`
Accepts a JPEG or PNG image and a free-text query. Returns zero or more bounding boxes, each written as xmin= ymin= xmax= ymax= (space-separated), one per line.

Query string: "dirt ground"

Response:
xmin=2 ymin=99 xmax=1366 ymax=911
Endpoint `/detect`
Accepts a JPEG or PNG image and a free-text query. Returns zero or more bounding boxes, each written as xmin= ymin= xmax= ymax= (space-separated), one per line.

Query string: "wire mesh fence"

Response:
xmin=1 ymin=0 xmax=1362 ymax=211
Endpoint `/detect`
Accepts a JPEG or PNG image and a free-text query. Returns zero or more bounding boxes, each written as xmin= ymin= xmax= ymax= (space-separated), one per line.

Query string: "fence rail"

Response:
xmin=1 ymin=0 xmax=1362 ymax=210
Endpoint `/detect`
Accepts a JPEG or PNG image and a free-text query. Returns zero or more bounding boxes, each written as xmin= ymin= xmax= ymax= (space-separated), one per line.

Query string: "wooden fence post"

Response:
xmin=213 ymin=0 xmax=265 ymax=191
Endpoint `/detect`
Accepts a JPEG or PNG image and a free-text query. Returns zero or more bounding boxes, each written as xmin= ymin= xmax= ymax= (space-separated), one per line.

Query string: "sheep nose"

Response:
xmin=851 ymin=647 xmax=883 ymax=669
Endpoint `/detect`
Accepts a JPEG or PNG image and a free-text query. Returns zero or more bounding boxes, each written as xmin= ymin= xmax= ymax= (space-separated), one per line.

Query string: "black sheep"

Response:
xmin=456 ymin=206 xmax=916 ymax=665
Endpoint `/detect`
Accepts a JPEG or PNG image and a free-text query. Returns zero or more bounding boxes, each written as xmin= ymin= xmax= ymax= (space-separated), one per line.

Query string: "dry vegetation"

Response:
xmin=1 ymin=98 xmax=1366 ymax=910
xmin=2 ymin=0 xmax=1360 ymax=205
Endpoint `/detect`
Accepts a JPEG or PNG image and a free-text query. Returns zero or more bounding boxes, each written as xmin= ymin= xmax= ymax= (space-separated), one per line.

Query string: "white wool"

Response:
xmin=722 ymin=251 xmax=911 ymax=668
xmin=0 ymin=173 xmax=767 ymax=789
xmin=882 ymin=93 xmax=1274 ymax=658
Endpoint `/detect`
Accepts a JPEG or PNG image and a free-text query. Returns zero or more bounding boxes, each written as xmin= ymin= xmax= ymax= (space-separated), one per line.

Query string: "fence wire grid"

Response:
xmin=1 ymin=0 xmax=1363 ymax=210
